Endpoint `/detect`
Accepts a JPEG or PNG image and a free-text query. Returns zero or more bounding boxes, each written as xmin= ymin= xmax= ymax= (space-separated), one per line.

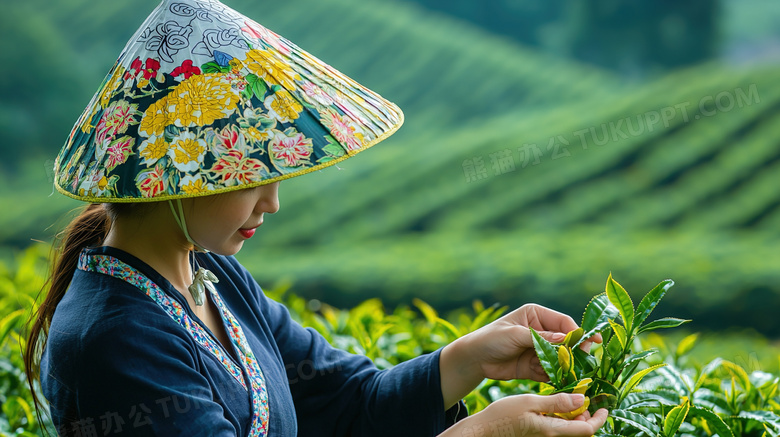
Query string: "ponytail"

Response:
xmin=23 ymin=203 xmax=111 ymax=431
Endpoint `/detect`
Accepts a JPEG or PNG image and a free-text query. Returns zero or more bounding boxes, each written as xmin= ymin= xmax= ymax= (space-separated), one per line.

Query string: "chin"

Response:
xmin=210 ymin=243 xmax=244 ymax=257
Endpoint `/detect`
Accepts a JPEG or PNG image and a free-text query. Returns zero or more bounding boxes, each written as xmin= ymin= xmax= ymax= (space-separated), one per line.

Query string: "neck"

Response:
xmin=102 ymin=204 xmax=195 ymax=293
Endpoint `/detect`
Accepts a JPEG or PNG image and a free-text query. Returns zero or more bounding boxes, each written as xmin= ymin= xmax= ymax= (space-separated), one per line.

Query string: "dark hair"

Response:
xmin=23 ymin=202 xmax=150 ymax=432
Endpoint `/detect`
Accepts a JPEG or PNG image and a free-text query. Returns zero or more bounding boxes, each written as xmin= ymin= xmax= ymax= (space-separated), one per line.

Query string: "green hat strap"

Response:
xmin=168 ymin=199 xmax=209 ymax=253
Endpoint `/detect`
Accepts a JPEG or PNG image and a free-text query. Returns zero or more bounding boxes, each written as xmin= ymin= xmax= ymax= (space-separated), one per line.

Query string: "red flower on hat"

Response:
xmin=125 ymin=57 xmax=144 ymax=80
xmin=211 ymin=149 xmax=268 ymax=186
xmin=171 ymin=60 xmax=202 ymax=80
xmin=142 ymin=58 xmax=161 ymax=80
xmin=213 ymin=125 xmax=241 ymax=153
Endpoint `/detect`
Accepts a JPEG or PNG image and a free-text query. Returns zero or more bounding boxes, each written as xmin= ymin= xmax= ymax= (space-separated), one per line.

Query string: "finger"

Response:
xmin=585 ymin=408 xmax=609 ymax=429
xmin=538 ymin=330 xmax=567 ymax=344
xmin=524 ymin=305 xmax=580 ymax=334
xmin=526 ymin=393 xmax=585 ymax=414
xmin=579 ymin=332 xmax=603 ymax=352
xmin=573 ymin=410 xmax=591 ymax=421
xmin=546 ymin=409 xmax=609 ymax=437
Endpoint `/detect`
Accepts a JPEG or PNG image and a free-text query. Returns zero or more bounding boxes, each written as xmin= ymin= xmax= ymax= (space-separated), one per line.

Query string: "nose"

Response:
xmin=256 ymin=181 xmax=280 ymax=214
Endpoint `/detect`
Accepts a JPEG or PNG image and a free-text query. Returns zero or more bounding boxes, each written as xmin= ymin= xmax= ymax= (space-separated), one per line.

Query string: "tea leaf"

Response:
xmin=622 ymin=390 xmax=680 ymax=410
xmin=618 ymin=363 xmax=667 ymax=406
xmin=412 ymin=298 xmax=438 ymax=324
xmin=622 ymin=349 xmax=658 ymax=371
xmin=558 ymin=345 xmax=573 ymax=375
xmin=606 ymin=334 xmax=623 ymax=361
xmin=578 ymin=293 xmax=619 ymax=348
xmin=590 ymin=393 xmax=618 ymax=412
xmin=738 ymin=411 xmax=780 ymax=435
xmin=557 ymin=327 xmax=583 ymax=348
xmin=694 ymin=357 xmax=723 ymax=392
xmin=572 ymin=378 xmax=593 ymax=395
xmin=469 ymin=304 xmax=506 ymax=333
xmin=693 ymin=388 xmax=732 ymax=415
xmin=530 ymin=327 xmax=561 ymax=386
xmin=663 ymin=398 xmax=690 ymax=437
xmin=572 ymin=347 xmax=598 ymax=375
xmin=688 ymin=406 xmax=734 ymax=437
xmin=435 ymin=317 xmax=461 ymax=338
xmin=606 ymin=273 xmax=634 ymax=333
xmin=637 ymin=317 xmax=690 ymax=334
xmin=0 ymin=308 xmax=25 ymax=346
xmin=538 ymin=382 xmax=556 ymax=395
xmin=633 ymin=279 xmax=674 ymax=333
xmin=656 ymin=365 xmax=692 ymax=397
xmin=618 ymin=349 xmax=658 ymax=381
xmin=611 ymin=409 xmax=661 ymax=437
xmin=675 ymin=333 xmax=699 ymax=358
xmin=721 ymin=360 xmax=752 ymax=392
xmin=595 ymin=378 xmax=619 ymax=398
xmin=608 ymin=319 xmax=627 ymax=351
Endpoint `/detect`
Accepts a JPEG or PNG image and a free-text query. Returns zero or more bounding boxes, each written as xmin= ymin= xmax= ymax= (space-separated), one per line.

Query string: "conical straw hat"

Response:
xmin=54 ymin=0 xmax=404 ymax=202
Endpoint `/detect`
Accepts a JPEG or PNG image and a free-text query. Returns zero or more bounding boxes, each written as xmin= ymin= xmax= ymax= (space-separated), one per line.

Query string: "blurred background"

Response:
xmin=2 ymin=0 xmax=779 ymax=338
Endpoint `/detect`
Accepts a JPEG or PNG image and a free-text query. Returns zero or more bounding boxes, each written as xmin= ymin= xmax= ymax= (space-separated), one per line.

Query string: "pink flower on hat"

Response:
xmin=269 ymin=129 xmax=312 ymax=168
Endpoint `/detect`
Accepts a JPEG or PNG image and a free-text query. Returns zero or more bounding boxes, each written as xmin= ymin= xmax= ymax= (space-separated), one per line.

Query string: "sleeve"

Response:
xmin=236 ymin=259 xmax=468 ymax=436
xmin=50 ymin=308 xmax=238 ymax=437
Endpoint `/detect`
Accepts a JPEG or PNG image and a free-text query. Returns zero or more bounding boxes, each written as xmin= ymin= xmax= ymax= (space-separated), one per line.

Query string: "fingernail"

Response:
xmin=570 ymin=393 xmax=585 ymax=405
xmin=552 ymin=333 xmax=566 ymax=341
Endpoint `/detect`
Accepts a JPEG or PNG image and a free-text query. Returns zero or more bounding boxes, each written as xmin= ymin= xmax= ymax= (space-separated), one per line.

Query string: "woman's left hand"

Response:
xmin=439 ymin=304 xmax=602 ymax=409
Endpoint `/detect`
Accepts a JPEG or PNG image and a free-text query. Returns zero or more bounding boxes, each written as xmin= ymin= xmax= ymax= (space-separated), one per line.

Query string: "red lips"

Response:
xmin=239 ymin=228 xmax=256 ymax=239
xmin=238 ymin=222 xmax=262 ymax=239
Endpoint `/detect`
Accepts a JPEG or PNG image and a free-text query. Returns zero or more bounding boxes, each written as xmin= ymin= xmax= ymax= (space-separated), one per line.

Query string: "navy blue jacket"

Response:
xmin=41 ymin=246 xmax=466 ymax=436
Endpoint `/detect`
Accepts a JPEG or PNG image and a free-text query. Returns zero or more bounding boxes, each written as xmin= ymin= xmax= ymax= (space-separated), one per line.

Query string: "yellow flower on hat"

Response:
xmin=179 ymin=175 xmax=212 ymax=195
xmin=139 ymin=73 xmax=238 ymax=138
xmin=244 ymin=49 xmax=301 ymax=91
xmin=139 ymin=97 xmax=173 ymax=137
xmin=98 ymin=64 xmax=129 ymax=109
xmin=169 ymin=132 xmax=207 ymax=172
xmin=265 ymin=90 xmax=302 ymax=124
xmin=169 ymin=73 xmax=238 ymax=128
xmin=138 ymin=136 xmax=169 ymax=166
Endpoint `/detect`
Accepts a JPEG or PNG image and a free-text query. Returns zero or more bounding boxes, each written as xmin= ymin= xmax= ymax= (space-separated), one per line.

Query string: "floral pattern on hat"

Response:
xmin=54 ymin=0 xmax=403 ymax=202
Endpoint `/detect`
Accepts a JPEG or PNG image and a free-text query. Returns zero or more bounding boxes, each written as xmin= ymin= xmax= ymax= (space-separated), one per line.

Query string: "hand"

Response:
xmin=440 ymin=304 xmax=602 ymax=408
xmin=464 ymin=304 xmax=601 ymax=381
xmin=438 ymin=393 xmax=608 ymax=437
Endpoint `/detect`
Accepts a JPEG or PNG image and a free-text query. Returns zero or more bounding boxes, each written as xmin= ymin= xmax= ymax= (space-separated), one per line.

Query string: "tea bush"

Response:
xmin=2 ymin=245 xmax=780 ymax=436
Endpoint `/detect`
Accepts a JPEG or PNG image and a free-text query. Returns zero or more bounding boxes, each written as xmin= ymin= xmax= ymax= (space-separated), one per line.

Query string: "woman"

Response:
xmin=25 ymin=0 xmax=608 ymax=435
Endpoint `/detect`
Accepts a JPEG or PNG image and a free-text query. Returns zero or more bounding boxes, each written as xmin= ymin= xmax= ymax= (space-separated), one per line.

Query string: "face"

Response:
xmin=182 ymin=181 xmax=280 ymax=255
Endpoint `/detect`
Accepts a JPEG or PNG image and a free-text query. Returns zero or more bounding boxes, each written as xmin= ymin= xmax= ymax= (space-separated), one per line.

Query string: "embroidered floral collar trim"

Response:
xmin=78 ymin=250 xmax=270 ymax=436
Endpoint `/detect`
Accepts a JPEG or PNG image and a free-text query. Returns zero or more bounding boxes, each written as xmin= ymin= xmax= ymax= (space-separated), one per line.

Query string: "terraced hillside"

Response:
xmin=253 ymin=64 xmax=780 ymax=246
xmin=239 ymin=63 xmax=780 ymax=333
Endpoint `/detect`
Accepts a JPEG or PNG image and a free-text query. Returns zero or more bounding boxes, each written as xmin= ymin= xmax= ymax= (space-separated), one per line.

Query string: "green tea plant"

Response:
xmin=4 ymin=246 xmax=780 ymax=436
xmin=529 ymin=274 xmax=688 ymax=413
xmin=0 ymin=245 xmax=52 ymax=436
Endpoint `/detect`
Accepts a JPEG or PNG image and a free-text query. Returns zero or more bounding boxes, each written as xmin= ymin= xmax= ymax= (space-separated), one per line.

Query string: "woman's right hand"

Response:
xmin=439 ymin=393 xmax=608 ymax=437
